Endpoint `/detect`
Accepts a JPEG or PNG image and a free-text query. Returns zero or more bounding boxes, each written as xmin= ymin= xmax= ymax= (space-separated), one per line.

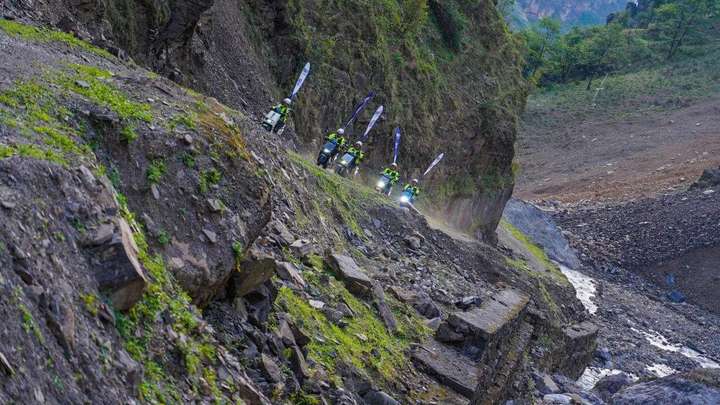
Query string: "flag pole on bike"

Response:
xmin=400 ymin=152 xmax=444 ymax=206
xmin=376 ymin=127 xmax=402 ymax=196
xmin=262 ymin=62 xmax=311 ymax=134
xmin=335 ymin=105 xmax=384 ymax=178
xmin=317 ymin=92 xmax=375 ymax=168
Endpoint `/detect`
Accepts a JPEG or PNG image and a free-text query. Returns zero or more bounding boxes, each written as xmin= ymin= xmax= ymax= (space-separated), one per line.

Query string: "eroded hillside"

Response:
xmin=0 ymin=15 xmax=607 ymax=404
xmin=5 ymin=0 xmax=527 ymax=242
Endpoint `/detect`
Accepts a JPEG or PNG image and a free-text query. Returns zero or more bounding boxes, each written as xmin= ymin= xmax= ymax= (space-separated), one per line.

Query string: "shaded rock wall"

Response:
xmin=4 ymin=0 xmax=526 ymax=241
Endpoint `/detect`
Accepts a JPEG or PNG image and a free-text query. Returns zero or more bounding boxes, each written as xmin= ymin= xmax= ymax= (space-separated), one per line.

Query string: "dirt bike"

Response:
xmin=335 ymin=152 xmax=359 ymax=178
xmin=399 ymin=188 xmax=417 ymax=206
xmin=317 ymin=140 xmax=340 ymax=168
xmin=375 ymin=174 xmax=394 ymax=196
xmin=262 ymin=109 xmax=286 ymax=133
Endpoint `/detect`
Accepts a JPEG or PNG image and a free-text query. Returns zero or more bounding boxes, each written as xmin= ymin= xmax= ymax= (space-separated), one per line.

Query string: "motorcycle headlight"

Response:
xmin=377 ymin=180 xmax=386 ymax=188
xmin=400 ymin=195 xmax=409 ymax=203
xmin=323 ymin=148 xmax=331 ymax=154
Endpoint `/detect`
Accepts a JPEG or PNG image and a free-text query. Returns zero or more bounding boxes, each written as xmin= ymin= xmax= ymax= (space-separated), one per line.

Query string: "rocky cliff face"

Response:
xmin=0 ymin=3 xmax=604 ymax=404
xmin=4 ymin=0 xmax=526 ymax=242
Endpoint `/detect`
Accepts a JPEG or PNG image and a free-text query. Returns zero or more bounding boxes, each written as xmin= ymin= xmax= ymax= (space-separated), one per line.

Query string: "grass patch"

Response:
xmin=194 ymin=104 xmax=249 ymax=161
xmin=0 ymin=19 xmax=113 ymax=58
xmin=0 ymin=80 xmax=90 ymax=165
xmin=168 ymin=111 xmax=197 ymax=131
xmin=12 ymin=288 xmax=45 ymax=344
xmin=199 ymin=168 xmax=222 ymax=194
xmin=288 ymin=152 xmax=387 ymax=238
xmin=81 ymin=293 xmax=100 ymax=316
xmin=274 ymin=258 xmax=430 ymax=387
xmin=146 ymin=159 xmax=166 ymax=184
xmin=120 ymin=125 xmax=138 ymax=143
xmin=501 ymin=219 xmax=569 ymax=286
xmin=59 ymin=64 xmax=152 ymax=122
xmin=114 ymin=196 xmax=229 ymax=403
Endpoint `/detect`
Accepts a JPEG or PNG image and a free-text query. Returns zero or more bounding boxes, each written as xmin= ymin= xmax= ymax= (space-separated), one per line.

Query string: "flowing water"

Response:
xmin=559 ymin=264 xmax=598 ymax=314
xmin=560 ymin=263 xmax=720 ymax=389
xmin=631 ymin=327 xmax=720 ymax=369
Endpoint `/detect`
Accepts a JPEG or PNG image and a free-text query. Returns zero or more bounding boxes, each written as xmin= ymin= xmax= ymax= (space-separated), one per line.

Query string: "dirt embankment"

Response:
xmin=516 ymin=97 xmax=720 ymax=203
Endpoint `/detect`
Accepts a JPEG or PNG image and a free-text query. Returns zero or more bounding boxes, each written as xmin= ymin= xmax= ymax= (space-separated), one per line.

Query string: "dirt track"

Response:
xmin=515 ymin=98 xmax=720 ymax=203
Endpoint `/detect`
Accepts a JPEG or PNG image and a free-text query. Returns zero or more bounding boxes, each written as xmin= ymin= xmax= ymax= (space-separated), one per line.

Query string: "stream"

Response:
xmin=560 ymin=264 xmax=720 ymax=390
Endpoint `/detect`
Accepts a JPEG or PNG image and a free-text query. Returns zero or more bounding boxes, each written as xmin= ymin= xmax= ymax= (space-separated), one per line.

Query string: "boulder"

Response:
xmin=289 ymin=346 xmax=311 ymax=381
xmin=363 ymin=390 xmax=400 ymax=405
xmin=275 ymin=261 xmax=306 ymax=288
xmin=558 ymin=321 xmax=599 ymax=379
xmin=593 ymin=372 xmax=634 ymax=401
xmin=372 ymin=283 xmax=397 ymax=332
xmin=89 ymin=219 xmax=147 ymax=311
xmin=326 ymin=254 xmax=373 ymax=296
xmin=234 ymin=246 xmax=276 ymax=297
xmin=269 ymin=221 xmax=294 ymax=246
xmin=260 ymin=353 xmax=284 ymax=383
xmin=612 ymin=368 xmax=720 ymax=404
xmin=414 ymin=294 xmax=442 ymax=319
xmin=404 ymin=236 xmax=422 ymax=250
xmin=690 ymin=166 xmax=720 ymax=190
xmin=532 ymin=371 xmax=560 ymax=395
xmin=290 ymin=239 xmax=312 ymax=257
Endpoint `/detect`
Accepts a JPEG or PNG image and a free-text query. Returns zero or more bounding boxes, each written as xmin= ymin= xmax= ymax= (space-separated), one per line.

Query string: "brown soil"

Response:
xmin=515 ymin=98 xmax=720 ymax=203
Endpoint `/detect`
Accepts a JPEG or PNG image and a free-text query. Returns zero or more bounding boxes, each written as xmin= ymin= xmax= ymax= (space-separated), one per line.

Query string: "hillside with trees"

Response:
xmin=518 ymin=0 xmax=720 ymax=87
xmin=515 ymin=0 xmax=720 ymax=202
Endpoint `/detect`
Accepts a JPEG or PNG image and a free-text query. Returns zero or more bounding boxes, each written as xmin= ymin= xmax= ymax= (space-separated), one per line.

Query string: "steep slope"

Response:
xmin=0 ymin=19 xmax=597 ymax=404
xmin=3 ymin=0 xmax=527 ymax=242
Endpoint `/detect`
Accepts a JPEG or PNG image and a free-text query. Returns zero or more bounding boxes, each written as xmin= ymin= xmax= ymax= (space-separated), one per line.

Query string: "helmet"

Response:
xmin=354 ymin=141 xmax=363 ymax=147
xmin=337 ymin=128 xmax=345 ymax=135
xmin=390 ymin=162 xmax=398 ymax=168
xmin=283 ymin=98 xmax=292 ymax=105
xmin=411 ymin=178 xmax=419 ymax=185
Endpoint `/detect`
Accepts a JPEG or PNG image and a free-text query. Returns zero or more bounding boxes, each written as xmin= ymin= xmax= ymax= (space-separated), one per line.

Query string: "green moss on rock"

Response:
xmin=274 ymin=259 xmax=430 ymax=388
xmin=0 ymin=19 xmax=114 ymax=58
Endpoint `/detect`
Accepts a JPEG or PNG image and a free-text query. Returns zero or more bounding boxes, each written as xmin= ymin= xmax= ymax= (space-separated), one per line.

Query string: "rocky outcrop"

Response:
xmin=503 ymin=198 xmax=581 ymax=268
xmin=0 ymin=13 xmax=589 ymax=405
xmin=5 ymin=0 xmax=527 ymax=243
xmin=84 ymin=218 xmax=147 ymax=310
xmin=612 ymin=368 xmax=720 ymax=404
xmin=690 ymin=166 xmax=720 ymax=190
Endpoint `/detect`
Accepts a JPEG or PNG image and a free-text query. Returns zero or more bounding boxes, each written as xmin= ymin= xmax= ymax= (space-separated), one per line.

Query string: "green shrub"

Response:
xmin=429 ymin=0 xmax=466 ymax=51
xmin=147 ymin=160 xmax=166 ymax=184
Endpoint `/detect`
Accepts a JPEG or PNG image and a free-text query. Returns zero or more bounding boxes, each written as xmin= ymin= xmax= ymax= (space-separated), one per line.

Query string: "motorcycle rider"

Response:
xmin=382 ymin=162 xmax=400 ymax=186
xmin=325 ymin=128 xmax=348 ymax=151
xmin=403 ymin=178 xmax=420 ymax=198
xmin=346 ymin=141 xmax=365 ymax=165
xmin=270 ymin=98 xmax=292 ymax=132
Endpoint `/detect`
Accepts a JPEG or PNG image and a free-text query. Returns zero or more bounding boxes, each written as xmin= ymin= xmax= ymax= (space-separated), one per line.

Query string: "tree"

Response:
xmin=520 ymin=17 xmax=561 ymax=80
xmin=579 ymin=22 xmax=625 ymax=90
xmin=655 ymin=0 xmax=720 ymax=60
xmin=547 ymin=27 xmax=584 ymax=81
